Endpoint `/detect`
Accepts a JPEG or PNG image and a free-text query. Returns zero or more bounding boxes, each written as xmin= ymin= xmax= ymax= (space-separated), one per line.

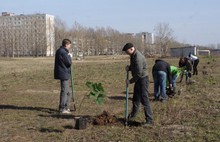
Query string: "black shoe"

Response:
xmin=128 ymin=114 xmax=135 ymax=121
xmin=153 ymin=97 xmax=159 ymax=101
xmin=60 ymin=109 xmax=71 ymax=114
xmin=142 ymin=122 xmax=153 ymax=127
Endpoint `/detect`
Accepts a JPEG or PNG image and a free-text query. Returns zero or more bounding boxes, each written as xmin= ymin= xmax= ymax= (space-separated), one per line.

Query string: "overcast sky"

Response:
xmin=1 ymin=0 xmax=220 ymax=46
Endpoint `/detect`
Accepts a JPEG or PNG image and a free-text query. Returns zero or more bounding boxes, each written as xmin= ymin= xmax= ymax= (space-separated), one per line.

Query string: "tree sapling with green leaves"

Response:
xmin=78 ymin=81 xmax=106 ymax=112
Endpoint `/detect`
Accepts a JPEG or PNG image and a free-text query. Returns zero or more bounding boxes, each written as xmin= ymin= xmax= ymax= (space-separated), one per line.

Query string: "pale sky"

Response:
xmin=1 ymin=0 xmax=220 ymax=46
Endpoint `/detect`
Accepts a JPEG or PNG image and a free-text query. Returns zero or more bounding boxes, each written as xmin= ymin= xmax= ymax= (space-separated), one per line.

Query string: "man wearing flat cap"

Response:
xmin=123 ymin=43 xmax=153 ymax=126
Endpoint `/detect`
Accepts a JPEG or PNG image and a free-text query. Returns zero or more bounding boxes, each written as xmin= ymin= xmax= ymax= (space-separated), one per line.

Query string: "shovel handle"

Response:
xmin=70 ymin=66 xmax=74 ymax=101
xmin=125 ymin=71 xmax=129 ymax=126
xmin=70 ymin=66 xmax=76 ymax=111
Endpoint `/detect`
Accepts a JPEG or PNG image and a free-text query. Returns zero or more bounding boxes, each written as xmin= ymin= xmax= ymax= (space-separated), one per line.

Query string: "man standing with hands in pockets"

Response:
xmin=123 ymin=43 xmax=153 ymax=126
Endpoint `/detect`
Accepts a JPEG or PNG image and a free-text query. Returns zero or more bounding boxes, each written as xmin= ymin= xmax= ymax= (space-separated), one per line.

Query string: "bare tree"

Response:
xmin=55 ymin=17 xmax=69 ymax=51
xmin=2 ymin=23 xmax=17 ymax=57
xmin=94 ymin=27 xmax=107 ymax=55
xmin=69 ymin=21 xmax=186 ymax=57
xmin=105 ymin=27 xmax=121 ymax=55
xmin=70 ymin=21 xmax=88 ymax=56
xmin=207 ymin=44 xmax=216 ymax=49
xmin=154 ymin=22 xmax=174 ymax=56
xmin=0 ymin=24 xmax=10 ymax=57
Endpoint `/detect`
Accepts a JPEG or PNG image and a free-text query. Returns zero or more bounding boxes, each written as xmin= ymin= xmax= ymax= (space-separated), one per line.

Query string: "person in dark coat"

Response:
xmin=123 ymin=43 xmax=153 ymax=126
xmin=179 ymin=57 xmax=192 ymax=83
xmin=54 ymin=39 xmax=72 ymax=114
xmin=152 ymin=59 xmax=172 ymax=102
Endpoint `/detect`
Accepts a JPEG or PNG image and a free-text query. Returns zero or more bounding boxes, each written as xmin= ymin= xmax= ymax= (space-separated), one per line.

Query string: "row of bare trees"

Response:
xmin=55 ymin=18 xmax=185 ymax=57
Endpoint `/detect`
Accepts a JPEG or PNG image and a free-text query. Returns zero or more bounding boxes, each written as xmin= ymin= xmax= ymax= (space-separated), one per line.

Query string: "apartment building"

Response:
xmin=0 ymin=12 xmax=55 ymax=57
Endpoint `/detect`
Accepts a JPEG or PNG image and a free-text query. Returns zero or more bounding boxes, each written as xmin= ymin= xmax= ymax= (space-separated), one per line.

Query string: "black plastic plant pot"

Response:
xmin=75 ymin=117 xmax=87 ymax=130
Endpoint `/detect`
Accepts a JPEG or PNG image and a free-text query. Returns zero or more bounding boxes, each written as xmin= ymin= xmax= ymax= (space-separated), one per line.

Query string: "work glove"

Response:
xmin=68 ymin=53 xmax=73 ymax=58
xmin=126 ymin=79 xmax=130 ymax=86
xmin=188 ymin=72 xmax=192 ymax=78
xmin=169 ymin=84 xmax=172 ymax=89
xmin=167 ymin=84 xmax=174 ymax=96
xmin=169 ymin=84 xmax=173 ymax=93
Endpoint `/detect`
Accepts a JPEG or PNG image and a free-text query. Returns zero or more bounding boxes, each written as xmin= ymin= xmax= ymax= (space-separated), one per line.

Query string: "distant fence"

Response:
xmin=197 ymin=50 xmax=210 ymax=56
xmin=210 ymin=49 xmax=220 ymax=56
xmin=170 ymin=46 xmax=197 ymax=57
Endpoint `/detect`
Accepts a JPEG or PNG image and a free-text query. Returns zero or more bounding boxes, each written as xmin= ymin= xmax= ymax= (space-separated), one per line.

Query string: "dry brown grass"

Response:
xmin=0 ymin=55 xmax=219 ymax=142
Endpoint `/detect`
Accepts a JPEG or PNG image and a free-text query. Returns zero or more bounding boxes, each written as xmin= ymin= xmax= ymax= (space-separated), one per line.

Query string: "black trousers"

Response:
xmin=130 ymin=76 xmax=153 ymax=123
xmin=193 ymin=59 xmax=199 ymax=75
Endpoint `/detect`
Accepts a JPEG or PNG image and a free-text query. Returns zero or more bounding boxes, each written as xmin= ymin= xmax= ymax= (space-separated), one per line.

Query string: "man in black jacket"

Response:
xmin=54 ymin=39 xmax=72 ymax=114
xmin=152 ymin=59 xmax=172 ymax=102
xmin=123 ymin=43 xmax=153 ymax=125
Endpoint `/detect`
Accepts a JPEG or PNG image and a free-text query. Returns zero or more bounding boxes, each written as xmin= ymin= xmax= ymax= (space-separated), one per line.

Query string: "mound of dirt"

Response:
xmin=93 ymin=111 xmax=118 ymax=125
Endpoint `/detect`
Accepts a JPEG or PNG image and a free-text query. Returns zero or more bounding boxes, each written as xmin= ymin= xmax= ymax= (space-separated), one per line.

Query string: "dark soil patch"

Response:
xmin=93 ymin=110 xmax=118 ymax=125
xmin=88 ymin=111 xmax=142 ymax=127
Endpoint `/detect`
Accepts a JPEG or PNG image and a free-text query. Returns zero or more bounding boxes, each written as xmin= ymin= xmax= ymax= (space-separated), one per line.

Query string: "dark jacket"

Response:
xmin=129 ymin=49 xmax=148 ymax=83
xmin=54 ymin=46 xmax=72 ymax=80
xmin=152 ymin=59 xmax=172 ymax=84
xmin=179 ymin=57 xmax=192 ymax=71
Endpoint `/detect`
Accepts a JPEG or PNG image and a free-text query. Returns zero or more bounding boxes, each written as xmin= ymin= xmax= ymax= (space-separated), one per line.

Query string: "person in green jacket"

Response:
xmin=166 ymin=66 xmax=182 ymax=96
xmin=170 ymin=66 xmax=182 ymax=92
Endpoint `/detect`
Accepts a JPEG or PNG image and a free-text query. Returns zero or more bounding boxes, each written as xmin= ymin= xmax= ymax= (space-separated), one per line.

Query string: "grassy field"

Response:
xmin=0 ymin=55 xmax=219 ymax=142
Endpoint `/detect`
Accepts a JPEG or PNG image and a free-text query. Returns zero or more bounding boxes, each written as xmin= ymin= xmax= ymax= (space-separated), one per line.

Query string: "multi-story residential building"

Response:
xmin=0 ymin=12 xmax=55 ymax=57
xmin=136 ymin=32 xmax=155 ymax=45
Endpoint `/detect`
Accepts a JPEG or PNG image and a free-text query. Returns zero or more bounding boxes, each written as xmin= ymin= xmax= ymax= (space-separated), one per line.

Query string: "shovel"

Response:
xmin=70 ymin=66 xmax=76 ymax=111
xmin=125 ymin=71 xmax=129 ymax=126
